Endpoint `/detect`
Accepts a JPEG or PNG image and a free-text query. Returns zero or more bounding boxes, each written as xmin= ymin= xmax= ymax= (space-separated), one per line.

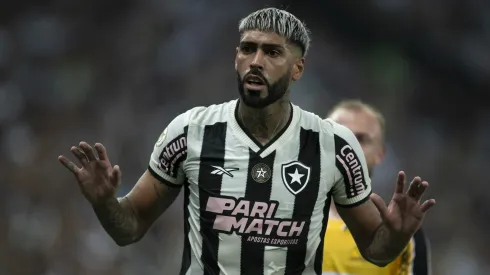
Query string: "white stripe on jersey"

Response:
xmin=185 ymin=121 xmax=205 ymax=275
xmin=264 ymin=139 xmax=299 ymax=274
xmin=216 ymin=125 xmax=249 ymax=275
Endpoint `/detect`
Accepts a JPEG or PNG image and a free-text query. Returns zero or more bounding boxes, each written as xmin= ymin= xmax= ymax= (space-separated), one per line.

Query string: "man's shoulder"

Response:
xmin=294 ymin=104 xmax=334 ymax=134
xmin=181 ymin=99 xmax=237 ymax=127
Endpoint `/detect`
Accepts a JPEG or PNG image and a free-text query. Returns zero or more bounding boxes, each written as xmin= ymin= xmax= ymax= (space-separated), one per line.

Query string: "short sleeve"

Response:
xmin=148 ymin=112 xmax=189 ymax=188
xmin=330 ymin=120 xmax=372 ymax=207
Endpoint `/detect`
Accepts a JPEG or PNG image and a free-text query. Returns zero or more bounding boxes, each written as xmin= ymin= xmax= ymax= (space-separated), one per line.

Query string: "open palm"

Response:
xmin=371 ymin=171 xmax=436 ymax=240
xmin=58 ymin=142 xmax=121 ymax=205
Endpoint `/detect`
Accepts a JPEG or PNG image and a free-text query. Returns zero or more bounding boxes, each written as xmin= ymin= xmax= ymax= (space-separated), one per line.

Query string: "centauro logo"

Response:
xmin=205 ymin=196 xmax=306 ymax=246
xmin=158 ymin=133 xmax=187 ymax=177
xmin=336 ymin=144 xmax=367 ymax=198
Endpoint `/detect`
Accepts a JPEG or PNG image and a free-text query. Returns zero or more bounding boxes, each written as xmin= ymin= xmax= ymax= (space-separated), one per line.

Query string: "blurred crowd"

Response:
xmin=1 ymin=0 xmax=489 ymax=274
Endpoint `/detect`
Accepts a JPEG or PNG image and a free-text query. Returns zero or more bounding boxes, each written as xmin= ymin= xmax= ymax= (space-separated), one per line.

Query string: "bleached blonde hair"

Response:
xmin=238 ymin=8 xmax=311 ymax=57
xmin=328 ymin=99 xmax=386 ymax=143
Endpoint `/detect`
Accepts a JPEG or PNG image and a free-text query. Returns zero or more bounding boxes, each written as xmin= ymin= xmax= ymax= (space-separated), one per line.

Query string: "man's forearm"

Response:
xmin=364 ymin=223 xmax=410 ymax=267
xmin=92 ymin=196 xmax=141 ymax=246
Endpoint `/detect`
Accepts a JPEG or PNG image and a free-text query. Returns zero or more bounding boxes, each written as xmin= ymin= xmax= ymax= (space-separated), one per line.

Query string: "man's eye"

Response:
xmin=242 ymin=46 xmax=253 ymax=53
xmin=267 ymin=50 xmax=280 ymax=57
xmin=355 ymin=134 xmax=368 ymax=144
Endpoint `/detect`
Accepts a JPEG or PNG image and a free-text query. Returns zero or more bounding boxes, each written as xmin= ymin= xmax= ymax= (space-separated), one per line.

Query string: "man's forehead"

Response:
xmin=240 ymin=30 xmax=288 ymax=46
xmin=330 ymin=108 xmax=381 ymax=136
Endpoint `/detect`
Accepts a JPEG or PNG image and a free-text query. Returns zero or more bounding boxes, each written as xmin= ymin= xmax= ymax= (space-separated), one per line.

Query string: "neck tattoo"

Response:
xmin=239 ymin=105 xmax=288 ymax=141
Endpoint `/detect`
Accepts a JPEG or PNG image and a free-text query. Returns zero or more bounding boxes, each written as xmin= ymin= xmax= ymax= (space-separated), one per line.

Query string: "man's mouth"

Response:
xmin=245 ymin=75 xmax=266 ymax=90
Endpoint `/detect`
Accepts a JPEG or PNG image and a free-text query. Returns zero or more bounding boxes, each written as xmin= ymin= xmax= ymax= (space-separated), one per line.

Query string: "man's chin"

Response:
xmin=240 ymin=96 xmax=270 ymax=108
xmin=244 ymin=86 xmax=267 ymax=96
xmin=239 ymin=88 xmax=270 ymax=108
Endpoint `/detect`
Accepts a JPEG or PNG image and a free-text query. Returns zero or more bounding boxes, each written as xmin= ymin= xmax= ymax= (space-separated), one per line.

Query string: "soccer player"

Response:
xmin=322 ymin=100 xmax=432 ymax=275
xmin=58 ymin=8 xmax=435 ymax=275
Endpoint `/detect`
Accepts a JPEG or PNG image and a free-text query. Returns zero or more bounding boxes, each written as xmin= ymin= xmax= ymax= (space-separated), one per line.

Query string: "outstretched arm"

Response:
xmin=96 ymin=110 xmax=190 ymax=245
xmin=93 ymin=170 xmax=181 ymax=246
xmin=59 ymin=111 xmax=190 ymax=246
xmin=337 ymin=173 xmax=435 ymax=267
xmin=329 ymin=120 xmax=435 ymax=266
xmin=336 ymin=199 xmax=398 ymax=266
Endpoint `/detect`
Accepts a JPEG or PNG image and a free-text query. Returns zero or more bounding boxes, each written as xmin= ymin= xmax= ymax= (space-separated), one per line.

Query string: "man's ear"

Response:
xmin=374 ymin=144 xmax=386 ymax=165
xmin=292 ymin=57 xmax=305 ymax=81
xmin=235 ymin=47 xmax=239 ymax=70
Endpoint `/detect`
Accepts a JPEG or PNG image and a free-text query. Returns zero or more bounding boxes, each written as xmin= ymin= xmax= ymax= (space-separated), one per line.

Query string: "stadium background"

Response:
xmin=0 ymin=0 xmax=488 ymax=274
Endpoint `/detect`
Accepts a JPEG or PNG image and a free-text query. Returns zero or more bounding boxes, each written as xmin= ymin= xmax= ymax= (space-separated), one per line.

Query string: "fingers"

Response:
xmin=58 ymin=155 xmax=81 ymax=174
xmin=420 ymin=199 xmax=436 ymax=212
xmin=394 ymin=171 xmax=406 ymax=194
xmin=65 ymin=142 xmax=110 ymax=170
xmin=94 ymin=143 xmax=108 ymax=161
xmin=406 ymin=176 xmax=427 ymax=201
xmin=110 ymin=165 xmax=122 ymax=188
xmin=79 ymin=142 xmax=97 ymax=161
xmin=370 ymin=193 xmax=389 ymax=219
xmin=411 ymin=180 xmax=429 ymax=202
xmin=70 ymin=146 xmax=89 ymax=167
xmin=406 ymin=176 xmax=421 ymax=195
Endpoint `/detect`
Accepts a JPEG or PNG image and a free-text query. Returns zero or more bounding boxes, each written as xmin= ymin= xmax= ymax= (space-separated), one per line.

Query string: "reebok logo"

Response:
xmin=210 ymin=165 xmax=238 ymax=177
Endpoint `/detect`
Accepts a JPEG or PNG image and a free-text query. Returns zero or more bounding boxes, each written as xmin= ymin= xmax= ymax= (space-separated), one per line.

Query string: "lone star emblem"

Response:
xmin=256 ymin=168 xmax=267 ymax=178
xmin=251 ymin=163 xmax=272 ymax=183
xmin=288 ymin=168 xmax=305 ymax=185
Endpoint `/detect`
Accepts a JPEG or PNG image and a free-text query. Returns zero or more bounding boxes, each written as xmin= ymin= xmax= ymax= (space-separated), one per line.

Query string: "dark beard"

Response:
xmin=237 ymin=68 xmax=290 ymax=108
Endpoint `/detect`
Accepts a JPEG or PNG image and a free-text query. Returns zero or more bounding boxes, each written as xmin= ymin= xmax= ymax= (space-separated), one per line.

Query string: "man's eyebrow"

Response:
xmin=239 ymin=41 xmax=286 ymax=49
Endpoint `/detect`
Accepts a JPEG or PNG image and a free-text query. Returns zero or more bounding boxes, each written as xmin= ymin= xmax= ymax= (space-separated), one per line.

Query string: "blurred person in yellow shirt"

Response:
xmin=322 ymin=100 xmax=431 ymax=275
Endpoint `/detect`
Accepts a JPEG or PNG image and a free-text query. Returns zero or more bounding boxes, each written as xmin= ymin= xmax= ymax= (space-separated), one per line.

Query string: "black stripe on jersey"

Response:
xmin=334 ymin=134 xmax=368 ymax=200
xmin=198 ymin=122 xmax=228 ymax=275
xmin=285 ymin=128 xmax=321 ymax=275
xmin=240 ymin=149 xmax=275 ymax=275
xmin=413 ymin=229 xmax=430 ymax=275
xmin=313 ymin=192 xmax=332 ymax=274
xmin=179 ymin=179 xmax=191 ymax=275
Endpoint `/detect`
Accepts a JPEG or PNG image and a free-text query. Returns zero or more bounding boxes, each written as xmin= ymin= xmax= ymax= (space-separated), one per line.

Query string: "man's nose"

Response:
xmin=250 ymin=50 xmax=265 ymax=71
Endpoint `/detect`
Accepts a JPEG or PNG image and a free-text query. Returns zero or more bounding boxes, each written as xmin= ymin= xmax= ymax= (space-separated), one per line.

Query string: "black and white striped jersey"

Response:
xmin=148 ymin=99 xmax=372 ymax=275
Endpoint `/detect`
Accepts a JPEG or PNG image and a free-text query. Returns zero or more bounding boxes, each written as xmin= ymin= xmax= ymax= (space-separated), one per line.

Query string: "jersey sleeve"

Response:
xmin=148 ymin=112 xmax=189 ymax=188
xmin=331 ymin=121 xmax=372 ymax=207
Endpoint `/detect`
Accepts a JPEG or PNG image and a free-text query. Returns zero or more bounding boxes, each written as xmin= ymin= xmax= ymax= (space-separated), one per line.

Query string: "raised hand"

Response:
xmin=58 ymin=142 xmax=121 ymax=206
xmin=370 ymin=171 xmax=436 ymax=240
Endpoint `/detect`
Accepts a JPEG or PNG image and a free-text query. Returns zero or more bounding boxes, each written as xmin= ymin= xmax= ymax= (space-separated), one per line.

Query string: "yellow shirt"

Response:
xmin=322 ymin=219 xmax=414 ymax=275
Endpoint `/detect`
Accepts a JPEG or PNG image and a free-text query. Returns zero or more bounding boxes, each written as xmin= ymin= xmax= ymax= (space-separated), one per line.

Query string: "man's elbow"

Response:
xmin=357 ymin=240 xmax=391 ymax=267
xmin=366 ymin=258 xmax=389 ymax=267
xmin=359 ymin=250 xmax=392 ymax=267
xmin=113 ymin=234 xmax=143 ymax=247
xmin=111 ymin=228 xmax=146 ymax=247
xmin=114 ymin=239 xmax=133 ymax=247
